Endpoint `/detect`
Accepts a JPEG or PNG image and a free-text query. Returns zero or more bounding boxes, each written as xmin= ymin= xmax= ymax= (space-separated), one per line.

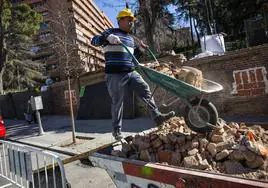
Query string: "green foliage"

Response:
xmin=9 ymin=4 xmax=41 ymax=36
xmin=2 ymin=0 xmax=11 ymax=30
xmin=1 ymin=1 xmax=43 ymax=91
xmin=174 ymin=0 xmax=266 ymax=40
xmin=3 ymin=58 xmax=45 ymax=90
xmin=6 ymin=3 xmax=42 ymax=55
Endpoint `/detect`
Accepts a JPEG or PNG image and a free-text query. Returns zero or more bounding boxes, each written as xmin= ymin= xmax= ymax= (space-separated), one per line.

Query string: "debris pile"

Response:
xmin=144 ymin=62 xmax=203 ymax=88
xmin=111 ymin=117 xmax=268 ymax=180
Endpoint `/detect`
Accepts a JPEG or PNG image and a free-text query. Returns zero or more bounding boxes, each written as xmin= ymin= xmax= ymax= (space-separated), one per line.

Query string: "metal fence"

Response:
xmin=0 ymin=139 xmax=67 ymax=188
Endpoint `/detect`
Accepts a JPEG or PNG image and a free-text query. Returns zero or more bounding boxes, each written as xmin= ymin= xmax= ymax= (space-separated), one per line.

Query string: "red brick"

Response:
xmin=237 ymin=84 xmax=243 ymax=90
xmin=251 ymin=83 xmax=258 ymax=89
xmin=256 ymin=69 xmax=264 ymax=81
xmin=238 ymin=90 xmax=251 ymax=96
xmin=158 ymin=150 xmax=173 ymax=164
xmin=243 ymin=83 xmax=253 ymax=90
xmin=251 ymin=88 xmax=265 ymax=96
xmin=257 ymin=82 xmax=265 ymax=88
xmin=249 ymin=70 xmax=256 ymax=82
xmin=242 ymin=71 xmax=249 ymax=83
xmin=234 ymin=72 xmax=241 ymax=84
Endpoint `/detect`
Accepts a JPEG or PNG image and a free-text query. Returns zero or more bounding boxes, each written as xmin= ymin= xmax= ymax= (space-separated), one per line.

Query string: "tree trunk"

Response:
xmin=0 ymin=49 xmax=7 ymax=94
xmin=204 ymin=0 xmax=212 ymax=35
xmin=138 ymin=0 xmax=156 ymax=53
xmin=0 ymin=0 xmax=6 ymax=94
xmin=189 ymin=7 xmax=195 ymax=54
xmin=194 ymin=20 xmax=201 ymax=47
xmin=68 ymin=76 xmax=76 ymax=144
xmin=0 ymin=68 xmax=4 ymax=94
xmin=144 ymin=24 xmax=155 ymax=52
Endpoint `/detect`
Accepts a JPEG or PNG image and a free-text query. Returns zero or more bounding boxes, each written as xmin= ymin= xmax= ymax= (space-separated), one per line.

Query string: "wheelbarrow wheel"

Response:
xmin=185 ymin=98 xmax=218 ymax=133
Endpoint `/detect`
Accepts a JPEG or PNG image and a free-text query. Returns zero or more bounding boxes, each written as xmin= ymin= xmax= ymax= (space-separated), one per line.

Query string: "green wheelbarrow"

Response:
xmin=122 ymin=43 xmax=224 ymax=133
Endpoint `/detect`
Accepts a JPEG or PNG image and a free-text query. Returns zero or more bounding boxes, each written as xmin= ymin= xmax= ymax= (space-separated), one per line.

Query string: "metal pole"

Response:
xmin=36 ymin=110 xmax=44 ymax=135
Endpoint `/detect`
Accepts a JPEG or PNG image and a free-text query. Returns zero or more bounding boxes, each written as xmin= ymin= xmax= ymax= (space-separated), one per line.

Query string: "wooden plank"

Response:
xmin=34 ymin=141 xmax=117 ymax=173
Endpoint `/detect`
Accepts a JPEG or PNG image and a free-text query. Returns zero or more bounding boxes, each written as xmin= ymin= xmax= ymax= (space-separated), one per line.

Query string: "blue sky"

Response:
xmin=93 ymin=1 xmax=189 ymax=28
xmin=94 ymin=0 xmax=127 ymax=27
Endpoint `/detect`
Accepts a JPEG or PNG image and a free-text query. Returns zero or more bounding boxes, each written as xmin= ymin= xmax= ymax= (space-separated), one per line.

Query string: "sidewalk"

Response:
xmin=4 ymin=116 xmax=155 ymax=155
xmin=4 ymin=115 xmax=268 ymax=155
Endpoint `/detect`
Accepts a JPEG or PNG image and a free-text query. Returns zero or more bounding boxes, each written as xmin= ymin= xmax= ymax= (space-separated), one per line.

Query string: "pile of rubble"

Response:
xmin=143 ymin=62 xmax=203 ymax=89
xmin=111 ymin=117 xmax=268 ymax=180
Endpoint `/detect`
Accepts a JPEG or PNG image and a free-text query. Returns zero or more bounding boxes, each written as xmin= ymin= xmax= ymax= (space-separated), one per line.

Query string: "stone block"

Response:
xmin=199 ymin=138 xmax=209 ymax=149
xmin=183 ymin=155 xmax=199 ymax=168
xmin=158 ymin=150 xmax=173 ymax=164
xmin=188 ymin=148 xmax=199 ymax=156
xmin=216 ymin=149 xmax=230 ymax=161
xmin=246 ymin=156 xmax=264 ymax=169
xmin=211 ymin=134 xmax=225 ymax=143
xmin=207 ymin=143 xmax=217 ymax=157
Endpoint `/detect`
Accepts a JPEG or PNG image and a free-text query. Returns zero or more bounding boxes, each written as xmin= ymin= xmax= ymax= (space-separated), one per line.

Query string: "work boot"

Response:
xmin=154 ymin=111 xmax=175 ymax=126
xmin=112 ymin=128 xmax=123 ymax=140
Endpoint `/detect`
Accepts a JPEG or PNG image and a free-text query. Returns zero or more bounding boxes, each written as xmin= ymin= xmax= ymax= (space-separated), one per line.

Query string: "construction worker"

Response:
xmin=91 ymin=8 xmax=175 ymax=140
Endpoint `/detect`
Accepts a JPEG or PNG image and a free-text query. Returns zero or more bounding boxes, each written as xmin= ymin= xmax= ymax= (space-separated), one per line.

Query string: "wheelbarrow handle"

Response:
xmin=121 ymin=43 xmax=158 ymax=65
xmin=121 ymin=43 xmax=150 ymax=77
xmin=146 ymin=47 xmax=158 ymax=62
xmin=121 ymin=43 xmax=140 ymax=66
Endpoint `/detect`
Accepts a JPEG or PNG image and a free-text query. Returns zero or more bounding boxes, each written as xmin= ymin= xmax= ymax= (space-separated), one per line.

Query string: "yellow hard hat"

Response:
xmin=116 ymin=8 xmax=136 ymax=21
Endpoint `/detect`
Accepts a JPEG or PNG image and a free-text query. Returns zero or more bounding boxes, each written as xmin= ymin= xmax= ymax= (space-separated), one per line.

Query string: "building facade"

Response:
xmin=13 ymin=0 xmax=113 ymax=81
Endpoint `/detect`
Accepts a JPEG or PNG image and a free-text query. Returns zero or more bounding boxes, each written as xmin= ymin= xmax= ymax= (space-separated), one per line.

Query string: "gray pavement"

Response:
xmin=4 ymin=116 xmax=154 ymax=155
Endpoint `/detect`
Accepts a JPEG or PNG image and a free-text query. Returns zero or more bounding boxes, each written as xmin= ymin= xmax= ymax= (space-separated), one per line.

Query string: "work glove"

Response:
xmin=107 ymin=34 xmax=121 ymax=44
xmin=140 ymin=40 xmax=148 ymax=48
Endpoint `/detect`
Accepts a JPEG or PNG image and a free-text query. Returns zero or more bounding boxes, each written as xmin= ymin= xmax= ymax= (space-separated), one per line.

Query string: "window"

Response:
xmin=40 ymin=23 xmax=49 ymax=29
xmin=32 ymin=2 xmax=44 ymax=8
xmin=31 ymin=46 xmax=41 ymax=53
xmin=42 ymin=11 xmax=49 ymax=16
xmin=39 ymin=33 xmax=52 ymax=41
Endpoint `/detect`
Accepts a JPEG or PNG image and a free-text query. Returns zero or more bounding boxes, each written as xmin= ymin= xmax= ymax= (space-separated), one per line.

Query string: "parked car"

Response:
xmin=0 ymin=113 xmax=6 ymax=138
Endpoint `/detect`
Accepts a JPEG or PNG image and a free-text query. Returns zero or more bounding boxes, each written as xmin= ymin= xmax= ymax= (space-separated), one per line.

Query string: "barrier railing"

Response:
xmin=0 ymin=139 xmax=67 ymax=188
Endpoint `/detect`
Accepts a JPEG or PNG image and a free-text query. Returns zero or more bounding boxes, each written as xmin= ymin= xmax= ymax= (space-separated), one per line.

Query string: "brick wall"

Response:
xmin=179 ymin=44 xmax=268 ymax=116
xmin=49 ymin=79 xmax=80 ymax=115
xmin=231 ymin=67 xmax=268 ymax=96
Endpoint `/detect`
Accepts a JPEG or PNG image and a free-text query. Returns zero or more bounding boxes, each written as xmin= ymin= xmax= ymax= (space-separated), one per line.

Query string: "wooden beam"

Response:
xmin=34 ymin=141 xmax=117 ymax=173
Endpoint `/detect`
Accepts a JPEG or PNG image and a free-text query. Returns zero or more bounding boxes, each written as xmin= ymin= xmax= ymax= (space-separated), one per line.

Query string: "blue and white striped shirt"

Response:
xmin=91 ymin=28 xmax=136 ymax=73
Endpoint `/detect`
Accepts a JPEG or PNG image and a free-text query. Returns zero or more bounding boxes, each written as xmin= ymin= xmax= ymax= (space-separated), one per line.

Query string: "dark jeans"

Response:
xmin=105 ymin=71 xmax=160 ymax=130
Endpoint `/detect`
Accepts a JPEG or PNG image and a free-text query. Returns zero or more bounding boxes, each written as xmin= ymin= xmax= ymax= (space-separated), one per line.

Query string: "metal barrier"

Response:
xmin=0 ymin=139 xmax=67 ymax=188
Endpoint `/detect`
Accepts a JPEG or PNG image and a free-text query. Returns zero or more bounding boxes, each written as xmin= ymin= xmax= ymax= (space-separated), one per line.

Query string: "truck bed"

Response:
xmin=89 ymin=143 xmax=268 ymax=188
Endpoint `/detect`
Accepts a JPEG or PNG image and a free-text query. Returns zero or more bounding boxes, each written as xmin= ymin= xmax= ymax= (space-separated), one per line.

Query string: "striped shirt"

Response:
xmin=91 ymin=28 xmax=136 ymax=73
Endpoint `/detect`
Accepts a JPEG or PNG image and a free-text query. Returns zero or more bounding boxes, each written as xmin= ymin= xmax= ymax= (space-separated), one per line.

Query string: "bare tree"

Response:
xmin=41 ymin=1 xmax=83 ymax=143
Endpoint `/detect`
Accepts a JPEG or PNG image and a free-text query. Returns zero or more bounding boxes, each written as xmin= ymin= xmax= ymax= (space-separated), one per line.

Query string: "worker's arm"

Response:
xmin=91 ymin=29 xmax=111 ymax=46
xmin=91 ymin=29 xmax=121 ymax=46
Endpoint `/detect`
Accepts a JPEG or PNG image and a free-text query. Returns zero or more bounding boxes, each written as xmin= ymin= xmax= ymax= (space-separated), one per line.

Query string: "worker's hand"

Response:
xmin=140 ymin=40 xmax=148 ymax=48
xmin=107 ymin=34 xmax=121 ymax=44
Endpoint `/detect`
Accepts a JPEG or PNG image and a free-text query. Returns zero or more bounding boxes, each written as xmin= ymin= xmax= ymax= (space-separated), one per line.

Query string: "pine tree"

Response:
xmin=0 ymin=0 xmax=42 ymax=93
